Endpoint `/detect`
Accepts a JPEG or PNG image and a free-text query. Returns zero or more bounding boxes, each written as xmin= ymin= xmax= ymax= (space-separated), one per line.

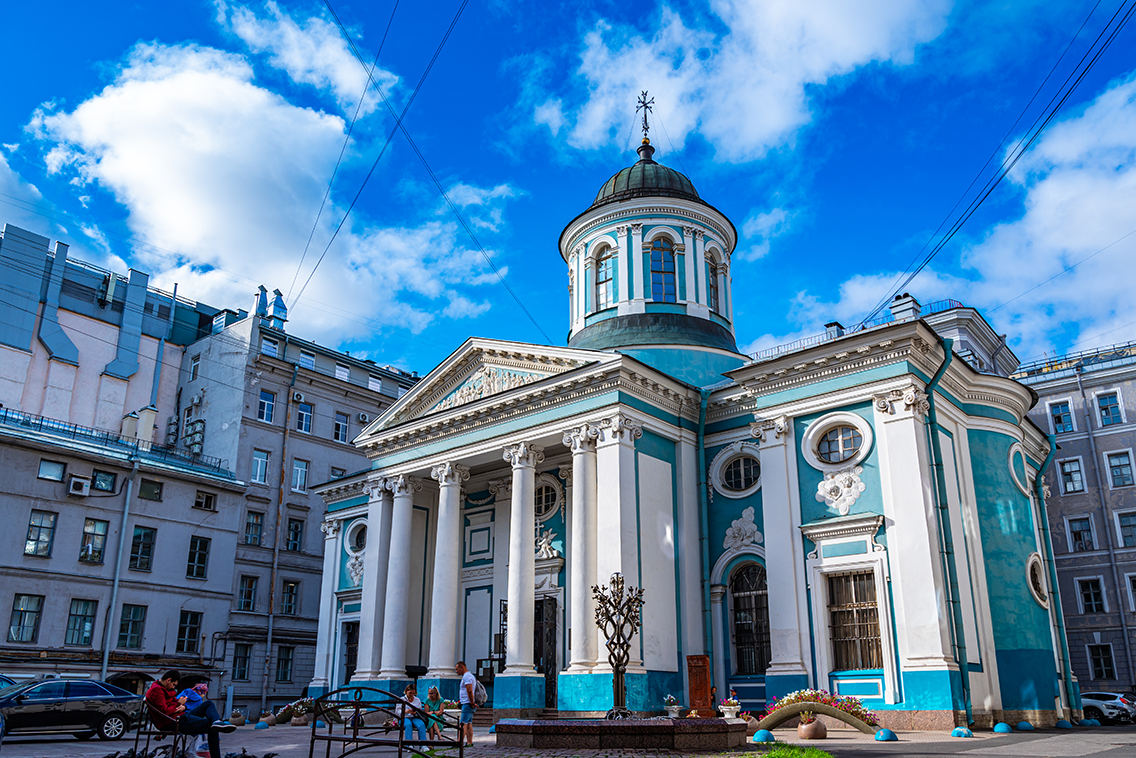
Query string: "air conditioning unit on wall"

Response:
xmin=293 ymin=392 xmax=305 ymax=403
xmin=358 ymin=412 xmax=369 ymax=423
xmin=69 ymin=476 xmax=91 ymax=497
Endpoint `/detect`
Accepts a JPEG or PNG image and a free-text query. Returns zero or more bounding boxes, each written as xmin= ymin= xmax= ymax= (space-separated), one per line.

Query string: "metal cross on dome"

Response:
xmin=637 ymin=91 xmax=655 ymax=139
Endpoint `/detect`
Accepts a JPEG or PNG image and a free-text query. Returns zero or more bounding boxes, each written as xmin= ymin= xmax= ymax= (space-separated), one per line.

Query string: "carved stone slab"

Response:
xmin=687 ymin=655 xmax=712 ymax=714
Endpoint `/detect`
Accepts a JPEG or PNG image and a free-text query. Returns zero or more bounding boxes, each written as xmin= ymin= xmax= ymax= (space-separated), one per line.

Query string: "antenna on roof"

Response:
xmin=636 ymin=91 xmax=655 ymax=141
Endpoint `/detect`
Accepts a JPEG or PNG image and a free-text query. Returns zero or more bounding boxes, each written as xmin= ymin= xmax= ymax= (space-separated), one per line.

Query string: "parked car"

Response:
xmin=0 ymin=675 xmax=14 ymax=688
xmin=0 ymin=678 xmax=142 ymax=740
xmin=1081 ymin=691 xmax=1136 ymax=724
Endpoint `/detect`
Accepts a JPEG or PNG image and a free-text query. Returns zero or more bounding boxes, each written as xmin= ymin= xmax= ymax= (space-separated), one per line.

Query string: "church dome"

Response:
xmin=590 ymin=140 xmax=701 ymax=209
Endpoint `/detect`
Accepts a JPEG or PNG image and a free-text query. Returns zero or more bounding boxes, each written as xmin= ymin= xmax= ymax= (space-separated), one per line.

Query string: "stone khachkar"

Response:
xmin=592 ymin=572 xmax=645 ymax=720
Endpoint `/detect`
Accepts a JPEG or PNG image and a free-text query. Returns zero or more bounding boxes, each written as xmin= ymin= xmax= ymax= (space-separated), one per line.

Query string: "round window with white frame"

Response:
xmin=344 ymin=520 xmax=367 ymax=557
xmin=1026 ymin=552 xmax=1048 ymax=608
xmin=802 ymin=412 xmax=874 ymax=472
xmin=534 ymin=472 xmax=564 ymax=522
xmin=709 ymin=441 xmax=762 ymax=499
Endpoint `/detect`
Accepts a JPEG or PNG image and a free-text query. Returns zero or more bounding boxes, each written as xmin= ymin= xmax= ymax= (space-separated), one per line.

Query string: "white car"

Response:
xmin=1081 ymin=691 xmax=1135 ymax=724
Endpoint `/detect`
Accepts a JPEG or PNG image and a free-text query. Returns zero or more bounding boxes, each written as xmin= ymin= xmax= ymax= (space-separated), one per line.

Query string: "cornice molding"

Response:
xmin=563 ymin=204 xmax=734 ymax=258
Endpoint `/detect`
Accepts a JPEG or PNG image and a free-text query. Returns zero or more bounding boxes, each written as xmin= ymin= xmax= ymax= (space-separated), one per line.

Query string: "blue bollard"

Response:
xmin=752 ymin=729 xmax=776 ymax=743
xmin=315 ymin=720 xmax=326 ymax=729
xmin=993 ymin=722 xmax=1013 ymax=733
xmin=951 ymin=727 xmax=973 ymax=738
xmin=875 ymin=728 xmax=898 ymax=741
xmin=1016 ymin=721 xmax=1034 ymax=731
xmin=1055 ymin=720 xmax=1073 ymax=729
xmin=254 ymin=721 xmax=269 ymax=730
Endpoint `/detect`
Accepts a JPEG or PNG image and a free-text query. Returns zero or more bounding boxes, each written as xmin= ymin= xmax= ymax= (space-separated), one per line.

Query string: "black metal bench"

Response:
xmin=133 ymin=700 xmax=191 ymax=757
xmin=308 ymin=686 xmax=465 ymax=758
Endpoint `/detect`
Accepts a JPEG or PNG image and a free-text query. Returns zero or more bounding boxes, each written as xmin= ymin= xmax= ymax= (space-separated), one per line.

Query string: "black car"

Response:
xmin=0 ymin=678 xmax=142 ymax=740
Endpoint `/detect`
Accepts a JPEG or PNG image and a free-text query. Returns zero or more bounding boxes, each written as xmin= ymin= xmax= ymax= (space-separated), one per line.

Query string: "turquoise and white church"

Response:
xmin=310 ymin=137 xmax=1078 ymax=729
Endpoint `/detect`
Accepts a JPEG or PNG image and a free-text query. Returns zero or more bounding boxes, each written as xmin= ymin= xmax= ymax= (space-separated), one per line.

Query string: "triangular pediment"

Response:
xmin=365 ymin=338 xmax=611 ymax=433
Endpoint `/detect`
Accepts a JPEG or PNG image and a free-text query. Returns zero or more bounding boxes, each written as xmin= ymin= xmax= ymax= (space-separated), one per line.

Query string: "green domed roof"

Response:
xmin=591 ymin=141 xmax=700 ymax=209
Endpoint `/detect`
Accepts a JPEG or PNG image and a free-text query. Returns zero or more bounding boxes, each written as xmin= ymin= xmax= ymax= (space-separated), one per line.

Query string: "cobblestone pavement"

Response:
xmin=1 ymin=724 xmax=1134 ymax=758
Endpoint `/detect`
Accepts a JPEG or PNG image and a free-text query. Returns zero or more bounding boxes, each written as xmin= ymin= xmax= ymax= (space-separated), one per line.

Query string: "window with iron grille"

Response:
xmin=186 ymin=536 xmax=211 ymax=578
xmin=280 ymin=580 xmax=299 ymax=615
xmin=65 ymin=599 xmax=97 ymax=646
xmin=238 ymin=576 xmax=257 ymax=611
xmin=334 ymin=412 xmax=350 ymax=443
xmin=1060 ymin=460 xmax=1085 ymax=493
xmin=24 ymin=510 xmax=56 ymax=556
xmin=286 ymin=519 xmax=304 ymax=552
xmin=194 ymin=491 xmax=216 ymax=511
xmin=650 ymin=238 xmax=676 ymax=303
xmin=129 ymin=526 xmax=156 ymax=571
xmin=1120 ymin=513 xmax=1136 ymax=548
xmin=245 ymin=511 xmax=264 ymax=546
xmin=233 ymin=643 xmax=252 ymax=680
xmin=1070 ymin=518 xmax=1094 ymax=551
xmin=730 ymin=564 xmax=771 ymax=675
xmin=1089 ymin=644 xmax=1116 ymax=679
xmin=343 ymin=621 xmax=360 ymax=683
xmin=8 ymin=594 xmax=43 ymax=643
xmin=1099 ymin=393 xmax=1122 ymax=427
xmin=80 ymin=518 xmax=109 ymax=563
xmin=1108 ymin=452 xmax=1133 ymax=487
xmin=1079 ymin=578 xmax=1105 ymax=613
xmin=118 ymin=604 xmax=146 ymax=648
xmin=1051 ymin=402 xmax=1073 ymax=433
xmin=258 ymin=390 xmax=275 ymax=423
xmin=827 ymin=571 xmax=883 ymax=670
xmin=276 ymin=646 xmax=294 ymax=681
xmin=296 ymin=403 xmax=313 ymax=433
xmin=176 ymin=610 xmax=202 ymax=653
xmin=595 ymin=251 xmax=614 ymax=310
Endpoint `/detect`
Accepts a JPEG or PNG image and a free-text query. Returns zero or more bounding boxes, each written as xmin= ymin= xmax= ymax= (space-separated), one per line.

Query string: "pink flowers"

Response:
xmin=764 ymin=688 xmax=879 ymax=727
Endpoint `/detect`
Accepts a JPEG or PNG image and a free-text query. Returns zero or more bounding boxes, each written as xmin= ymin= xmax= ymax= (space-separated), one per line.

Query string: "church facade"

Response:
xmin=308 ymin=139 xmax=1078 ymax=729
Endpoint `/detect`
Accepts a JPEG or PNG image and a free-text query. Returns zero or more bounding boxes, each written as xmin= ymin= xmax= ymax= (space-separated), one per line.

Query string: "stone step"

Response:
xmin=537 ymin=709 xmax=559 ymax=720
xmin=472 ymin=708 xmax=495 ymax=726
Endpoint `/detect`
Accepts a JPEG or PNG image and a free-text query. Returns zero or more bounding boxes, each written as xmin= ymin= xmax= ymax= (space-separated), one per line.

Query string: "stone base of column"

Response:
xmin=417 ymin=676 xmax=461 ymax=702
xmin=556 ymin=670 xmax=652 ymax=715
xmin=494 ymin=673 xmax=545 ymax=719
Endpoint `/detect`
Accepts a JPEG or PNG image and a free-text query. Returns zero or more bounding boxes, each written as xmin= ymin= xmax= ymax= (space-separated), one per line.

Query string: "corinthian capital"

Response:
xmin=487 ymin=478 xmax=512 ymax=500
xmin=431 ymin=461 xmax=470 ymax=486
xmin=320 ymin=520 xmax=341 ymax=538
xmin=386 ymin=474 xmax=422 ymax=496
xmin=503 ymin=441 xmax=544 ymax=468
xmin=750 ymin=415 xmax=789 ymax=442
xmin=562 ymin=423 xmax=599 ymax=453
xmin=597 ymin=412 xmax=643 ymax=444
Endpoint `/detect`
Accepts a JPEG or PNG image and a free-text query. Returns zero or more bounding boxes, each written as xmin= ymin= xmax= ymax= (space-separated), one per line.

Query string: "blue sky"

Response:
xmin=1 ymin=0 xmax=1135 ymax=373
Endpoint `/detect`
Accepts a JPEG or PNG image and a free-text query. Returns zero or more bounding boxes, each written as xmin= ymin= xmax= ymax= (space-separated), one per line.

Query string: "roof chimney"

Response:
xmin=889 ymin=293 xmax=921 ymax=322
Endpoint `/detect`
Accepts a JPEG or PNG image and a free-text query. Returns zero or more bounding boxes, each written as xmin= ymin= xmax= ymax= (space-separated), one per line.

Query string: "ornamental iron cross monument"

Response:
xmin=637 ymin=91 xmax=654 ymax=140
xmin=593 ymin=572 xmax=645 ymax=720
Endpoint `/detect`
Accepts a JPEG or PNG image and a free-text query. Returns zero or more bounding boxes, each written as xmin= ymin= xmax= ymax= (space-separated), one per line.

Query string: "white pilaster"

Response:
xmin=724 ymin=258 xmax=734 ymax=322
xmin=615 ymin=225 xmax=630 ymax=313
xmin=378 ymin=474 xmax=422 ymax=679
xmin=490 ymin=477 xmax=512 ymax=658
xmin=426 ymin=462 xmax=470 ymax=677
xmin=564 ymin=424 xmax=599 ymax=671
xmin=710 ymin=584 xmax=727 ymax=695
xmin=630 ymin=223 xmax=645 ymax=308
xmin=694 ymin=231 xmax=707 ymax=306
xmin=354 ymin=479 xmax=393 ymax=680
xmin=311 ymin=519 xmax=341 ymax=690
xmin=503 ymin=441 xmax=544 ymax=675
xmin=682 ymin=226 xmax=697 ymax=305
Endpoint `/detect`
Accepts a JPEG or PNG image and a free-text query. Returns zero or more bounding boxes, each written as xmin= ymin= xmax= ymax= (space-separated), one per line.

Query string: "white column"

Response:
xmin=311 ymin=519 xmax=342 ymax=690
xmin=503 ymin=442 xmax=544 ymax=675
xmin=564 ymin=424 xmax=599 ymax=671
xmin=694 ymin=231 xmax=707 ymax=306
xmin=724 ymin=258 xmax=734 ymax=322
xmin=682 ymin=227 xmax=697 ymax=304
xmin=489 ymin=478 xmax=512 ymax=657
xmin=594 ymin=412 xmax=643 ymax=672
xmin=354 ymin=479 xmax=393 ymax=680
xmin=630 ymin=223 xmax=645 ymax=304
xmin=616 ymin=226 xmax=630 ymax=311
xmin=710 ymin=585 xmax=727 ymax=696
xmin=378 ymin=474 xmax=422 ymax=679
xmin=426 ymin=462 xmax=470 ymax=677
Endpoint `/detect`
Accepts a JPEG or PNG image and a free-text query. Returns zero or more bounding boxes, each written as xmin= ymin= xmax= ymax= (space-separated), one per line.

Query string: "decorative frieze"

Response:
xmin=873 ymin=385 xmax=930 ymax=418
xmin=723 ymin=506 xmax=763 ymax=550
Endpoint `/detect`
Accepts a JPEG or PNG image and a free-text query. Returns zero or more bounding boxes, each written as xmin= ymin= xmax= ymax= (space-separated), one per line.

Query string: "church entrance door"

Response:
xmin=534 ymin=596 xmax=558 ymax=709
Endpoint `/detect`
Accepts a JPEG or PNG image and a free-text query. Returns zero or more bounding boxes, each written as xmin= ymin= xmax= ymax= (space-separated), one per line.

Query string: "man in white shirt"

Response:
xmin=455 ymin=660 xmax=477 ymax=747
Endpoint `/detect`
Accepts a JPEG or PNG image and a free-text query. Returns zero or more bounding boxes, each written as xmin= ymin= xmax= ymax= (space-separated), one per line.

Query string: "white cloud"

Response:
xmin=737 ymin=206 xmax=791 ymax=262
xmin=563 ymin=0 xmax=951 ymax=161
xmin=0 ymin=152 xmax=49 ymax=233
xmin=217 ymin=0 xmax=397 ymax=118
xmin=445 ymin=183 xmax=517 ymax=231
xmin=30 ymin=42 xmax=511 ymax=343
xmin=533 ymin=99 xmax=566 ymax=137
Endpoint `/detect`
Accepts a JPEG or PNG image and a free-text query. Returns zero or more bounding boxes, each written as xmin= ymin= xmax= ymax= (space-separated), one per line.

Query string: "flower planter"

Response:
xmin=259 ymin=715 xmax=275 ymax=727
xmin=229 ymin=715 xmax=246 ymax=727
xmin=744 ymin=715 xmax=759 ymax=736
xmin=798 ymin=719 xmax=827 ymax=740
xmin=664 ymin=706 xmax=683 ymax=718
xmin=290 ymin=716 xmax=307 ymax=727
xmin=721 ymin=705 xmax=740 ymax=719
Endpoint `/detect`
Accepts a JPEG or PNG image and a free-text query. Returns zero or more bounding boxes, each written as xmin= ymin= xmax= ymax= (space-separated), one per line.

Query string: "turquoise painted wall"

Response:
xmin=337 ymin=515 xmax=361 ymax=591
xmin=327 ymin=494 xmax=367 ymax=513
xmin=617 ymin=346 xmax=745 ymax=388
xmin=794 ymin=402 xmax=883 ymax=525
xmin=704 ymin=441 xmax=765 ymax=573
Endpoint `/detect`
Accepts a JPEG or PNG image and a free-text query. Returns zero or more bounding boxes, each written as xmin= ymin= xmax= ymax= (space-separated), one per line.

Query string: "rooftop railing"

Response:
xmin=1012 ymin=339 xmax=1136 ymax=382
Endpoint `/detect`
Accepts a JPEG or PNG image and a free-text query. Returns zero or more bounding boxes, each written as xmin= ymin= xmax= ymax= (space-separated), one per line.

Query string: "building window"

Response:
xmin=299 ymin=351 xmax=315 ymax=370
xmin=182 ymin=406 xmax=194 ymax=438
xmin=650 ymin=238 xmax=676 ymax=303
xmin=138 ymin=479 xmax=163 ymax=501
xmin=330 ymin=467 xmax=347 ymax=480
xmin=24 ymin=510 xmax=56 ymax=557
xmin=80 ymin=518 xmax=109 ymax=564
xmin=368 ymin=375 xmax=382 ymax=392
xmin=1120 ymin=513 xmax=1136 ymax=548
xmin=8 ymin=594 xmax=44 ymax=643
xmin=194 ymin=491 xmax=216 ymax=511
xmin=730 ymin=564 xmax=771 ymax=676
xmin=723 ymin=456 xmax=760 ymax=492
xmin=38 ymin=459 xmax=66 ymax=481
xmin=1079 ymin=578 xmax=1105 ymax=613
xmin=817 ymin=426 xmax=863 ymax=464
xmin=233 ymin=643 xmax=252 ymax=681
xmin=1070 ymin=518 xmax=1094 ymax=551
xmin=245 ymin=511 xmax=264 ymax=546
xmin=1089 ymin=644 xmax=1116 ymax=679
xmin=1108 ymin=452 xmax=1133 ymax=488
xmin=334 ymin=412 xmax=350 ymax=443
xmin=261 ymin=337 xmax=279 ymax=358
xmin=190 ymin=355 xmax=200 ymax=381
xmin=1099 ymin=393 xmax=1122 ymax=427
xmin=238 ymin=576 xmax=258 ymax=611
xmin=286 ymin=519 xmax=304 ymax=552
xmin=251 ymin=449 xmax=270 ymax=484
xmin=335 ymin=363 xmax=350 ymax=381
xmin=292 ymin=459 xmax=309 ymax=492
xmin=65 ymin=599 xmax=97 ymax=646
xmin=186 ymin=536 xmax=211 ymax=579
xmin=176 ymin=610 xmax=202 ymax=653
xmin=1051 ymin=401 xmax=1074 ymax=433
xmin=280 ymin=580 xmax=299 ymax=615
xmin=92 ymin=470 xmax=116 ymax=492
xmin=396 ymin=386 xmax=408 ymax=398
xmin=276 ymin=646 xmax=294 ymax=681
xmin=827 ymin=571 xmax=882 ymax=670
xmin=258 ymin=390 xmax=276 ymax=423
xmin=1060 ymin=460 xmax=1085 ymax=494
xmin=118 ymin=604 xmax=146 ymax=648
xmin=129 ymin=526 xmax=156 ymax=571
xmin=595 ymin=250 xmax=614 ymax=310
xmin=708 ymin=264 xmax=720 ymax=313
xmin=296 ymin=403 xmax=313 ymax=433
xmin=534 ymin=484 xmax=558 ymax=520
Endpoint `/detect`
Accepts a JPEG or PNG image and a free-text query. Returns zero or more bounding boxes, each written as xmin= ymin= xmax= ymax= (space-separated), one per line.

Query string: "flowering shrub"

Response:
xmin=799 ymin=710 xmax=816 ymax=724
xmin=663 ymin=694 xmax=679 ymax=706
xmin=441 ymin=699 xmax=460 ymax=709
xmin=720 ymin=697 xmax=740 ymax=707
xmin=764 ymin=688 xmax=879 ymax=727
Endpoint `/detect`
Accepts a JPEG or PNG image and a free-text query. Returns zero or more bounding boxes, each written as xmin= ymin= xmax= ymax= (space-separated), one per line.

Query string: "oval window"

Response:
xmin=817 ymin=426 xmax=863 ymax=464
xmin=352 ymin=526 xmax=367 ymax=552
xmin=723 ymin=456 xmax=760 ymax=492
xmin=535 ymin=484 xmax=558 ymax=520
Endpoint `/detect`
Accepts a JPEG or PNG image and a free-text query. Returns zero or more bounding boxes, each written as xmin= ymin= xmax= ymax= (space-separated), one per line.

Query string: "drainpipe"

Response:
xmin=101 ymin=460 xmax=140 ymax=680
xmin=261 ymin=342 xmax=296 ymax=714
xmin=1075 ymin=368 xmax=1134 ymax=684
xmin=149 ymin=283 xmax=177 ymax=408
xmin=1034 ymin=434 xmax=1077 ymax=716
xmin=696 ymin=389 xmax=714 ymax=686
xmin=925 ymin=337 xmax=973 ymax=725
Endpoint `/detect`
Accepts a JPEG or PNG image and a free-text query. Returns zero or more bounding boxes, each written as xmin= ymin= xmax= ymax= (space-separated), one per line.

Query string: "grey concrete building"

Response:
xmin=178 ymin=287 xmax=417 ymax=716
xmin=1016 ymin=341 xmax=1136 ymax=693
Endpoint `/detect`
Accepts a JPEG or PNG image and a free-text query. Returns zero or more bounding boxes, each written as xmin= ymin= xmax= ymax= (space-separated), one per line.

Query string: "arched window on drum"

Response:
xmin=595 ymin=248 xmax=614 ymax=310
xmin=650 ymin=238 xmax=676 ymax=303
xmin=730 ymin=564 xmax=771 ymax=676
